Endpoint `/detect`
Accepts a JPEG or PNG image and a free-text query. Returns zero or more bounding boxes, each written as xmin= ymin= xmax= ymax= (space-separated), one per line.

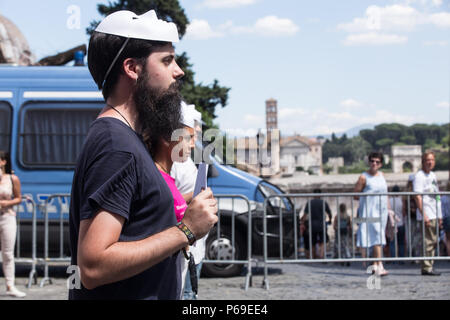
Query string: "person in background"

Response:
xmin=149 ymin=101 xmax=198 ymax=298
xmin=151 ymin=102 xmax=195 ymax=224
xmin=333 ymin=203 xmax=352 ymax=264
xmin=170 ymin=104 xmax=205 ymax=300
xmin=0 ymin=151 xmax=26 ymax=298
xmin=414 ymin=152 xmax=442 ymax=276
xmin=441 ymin=181 xmax=450 ymax=256
xmin=354 ymin=151 xmax=389 ymax=276
xmin=300 ymin=189 xmax=332 ymax=259
xmin=405 ymin=174 xmax=421 ymax=259
xmin=388 ymin=185 xmax=406 ymax=260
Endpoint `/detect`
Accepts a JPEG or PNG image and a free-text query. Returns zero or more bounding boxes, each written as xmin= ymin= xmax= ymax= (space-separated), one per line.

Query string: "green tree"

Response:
xmin=87 ymin=0 xmax=230 ymax=127
xmin=399 ymin=135 xmax=416 ymax=144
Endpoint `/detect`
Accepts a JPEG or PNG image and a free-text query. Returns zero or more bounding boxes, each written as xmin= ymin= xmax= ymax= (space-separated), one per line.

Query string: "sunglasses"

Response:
xmin=370 ymin=160 xmax=381 ymax=164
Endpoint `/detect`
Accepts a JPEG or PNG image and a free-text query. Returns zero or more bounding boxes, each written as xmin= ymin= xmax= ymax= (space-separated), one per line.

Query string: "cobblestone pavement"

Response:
xmin=0 ymin=260 xmax=449 ymax=300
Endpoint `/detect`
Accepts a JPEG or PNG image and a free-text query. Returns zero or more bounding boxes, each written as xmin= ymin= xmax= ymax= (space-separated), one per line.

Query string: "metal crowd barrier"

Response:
xmin=262 ymin=191 xmax=450 ymax=290
xmin=14 ymin=195 xmax=38 ymax=288
xmin=34 ymin=193 xmax=255 ymax=290
xmin=202 ymin=194 xmax=254 ymax=290
xmin=39 ymin=194 xmax=71 ymax=287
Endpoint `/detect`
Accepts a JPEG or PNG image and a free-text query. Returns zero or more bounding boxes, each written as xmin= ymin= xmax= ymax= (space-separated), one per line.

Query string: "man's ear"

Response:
xmin=122 ymin=58 xmax=142 ymax=83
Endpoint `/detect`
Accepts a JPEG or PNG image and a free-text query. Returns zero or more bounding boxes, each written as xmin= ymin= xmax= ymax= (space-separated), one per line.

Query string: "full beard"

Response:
xmin=134 ymin=70 xmax=183 ymax=156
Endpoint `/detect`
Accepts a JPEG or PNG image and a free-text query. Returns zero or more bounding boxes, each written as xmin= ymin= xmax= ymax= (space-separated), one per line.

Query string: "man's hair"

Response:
xmin=0 ymin=150 xmax=12 ymax=174
xmin=313 ymin=188 xmax=322 ymax=194
xmin=87 ymin=32 xmax=168 ymax=100
xmin=368 ymin=151 xmax=384 ymax=164
xmin=392 ymin=185 xmax=400 ymax=192
xmin=422 ymin=151 xmax=435 ymax=164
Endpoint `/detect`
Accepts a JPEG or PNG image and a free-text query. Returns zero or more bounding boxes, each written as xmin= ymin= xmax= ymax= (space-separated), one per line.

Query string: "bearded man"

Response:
xmin=68 ymin=10 xmax=218 ymax=300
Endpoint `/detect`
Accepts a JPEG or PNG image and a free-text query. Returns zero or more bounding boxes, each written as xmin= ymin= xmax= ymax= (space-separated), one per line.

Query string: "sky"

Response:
xmin=0 ymin=0 xmax=449 ymax=138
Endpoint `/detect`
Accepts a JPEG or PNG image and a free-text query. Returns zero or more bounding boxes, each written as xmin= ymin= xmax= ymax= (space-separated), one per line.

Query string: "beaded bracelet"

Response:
xmin=176 ymin=222 xmax=196 ymax=246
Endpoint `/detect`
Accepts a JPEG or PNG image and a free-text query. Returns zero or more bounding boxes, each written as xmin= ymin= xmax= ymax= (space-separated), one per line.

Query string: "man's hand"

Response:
xmin=182 ymin=188 xmax=218 ymax=240
xmin=424 ymin=215 xmax=430 ymax=228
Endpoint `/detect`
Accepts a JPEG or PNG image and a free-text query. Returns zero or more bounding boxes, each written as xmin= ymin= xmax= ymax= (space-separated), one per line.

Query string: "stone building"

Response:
xmin=279 ymin=135 xmax=323 ymax=176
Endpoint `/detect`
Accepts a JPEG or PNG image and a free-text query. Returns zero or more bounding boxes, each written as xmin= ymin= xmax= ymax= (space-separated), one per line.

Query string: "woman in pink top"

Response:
xmin=159 ymin=170 xmax=187 ymax=222
xmin=151 ymin=102 xmax=196 ymax=221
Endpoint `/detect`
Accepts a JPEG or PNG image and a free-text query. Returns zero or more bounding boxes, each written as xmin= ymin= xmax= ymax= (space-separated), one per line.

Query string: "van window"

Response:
xmin=0 ymin=102 xmax=11 ymax=153
xmin=19 ymin=102 xmax=102 ymax=168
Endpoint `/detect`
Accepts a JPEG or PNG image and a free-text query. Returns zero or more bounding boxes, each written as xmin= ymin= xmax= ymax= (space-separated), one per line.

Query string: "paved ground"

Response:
xmin=1 ymin=260 xmax=449 ymax=300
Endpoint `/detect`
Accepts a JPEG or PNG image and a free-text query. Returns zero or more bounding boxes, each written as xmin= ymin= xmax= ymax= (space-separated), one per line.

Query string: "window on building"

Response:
xmin=0 ymin=102 xmax=12 ymax=153
xmin=19 ymin=102 xmax=102 ymax=168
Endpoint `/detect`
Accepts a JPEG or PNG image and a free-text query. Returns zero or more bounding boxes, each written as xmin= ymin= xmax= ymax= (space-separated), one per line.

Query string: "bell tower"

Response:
xmin=266 ymin=98 xmax=277 ymax=131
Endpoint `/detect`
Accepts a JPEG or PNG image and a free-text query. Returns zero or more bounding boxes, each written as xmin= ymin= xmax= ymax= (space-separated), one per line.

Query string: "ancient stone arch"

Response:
xmin=391 ymin=145 xmax=422 ymax=173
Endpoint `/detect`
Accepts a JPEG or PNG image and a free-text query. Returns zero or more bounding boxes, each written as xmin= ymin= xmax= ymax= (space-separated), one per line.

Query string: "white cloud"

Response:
xmin=362 ymin=110 xmax=417 ymax=124
xmin=228 ymin=16 xmax=300 ymax=37
xmin=401 ymin=0 xmax=443 ymax=7
xmin=429 ymin=12 xmax=450 ymax=28
xmin=243 ymin=114 xmax=264 ymax=125
xmin=343 ymin=32 xmax=408 ymax=46
xmin=340 ymin=99 xmax=363 ymax=109
xmin=423 ymin=40 xmax=448 ymax=46
xmin=185 ymin=19 xmax=224 ymax=40
xmin=221 ymin=106 xmax=427 ymax=137
xmin=278 ymin=108 xmax=308 ymax=119
xmin=436 ymin=101 xmax=450 ymax=108
xmin=338 ymin=4 xmax=450 ymax=46
xmin=185 ymin=16 xmax=299 ymax=40
xmin=252 ymin=16 xmax=300 ymax=36
xmin=276 ymin=107 xmax=422 ymax=136
xmin=337 ymin=5 xmax=423 ymax=33
xmin=201 ymin=0 xmax=259 ymax=9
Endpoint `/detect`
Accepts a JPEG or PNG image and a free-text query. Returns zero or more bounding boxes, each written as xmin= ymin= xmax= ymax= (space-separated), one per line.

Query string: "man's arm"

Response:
xmin=78 ymin=188 xmax=217 ymax=289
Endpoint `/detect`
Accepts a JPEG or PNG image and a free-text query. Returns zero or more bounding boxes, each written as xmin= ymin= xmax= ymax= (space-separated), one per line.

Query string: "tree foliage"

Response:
xmin=87 ymin=0 xmax=230 ymax=127
xmin=324 ymin=122 xmax=449 ymax=170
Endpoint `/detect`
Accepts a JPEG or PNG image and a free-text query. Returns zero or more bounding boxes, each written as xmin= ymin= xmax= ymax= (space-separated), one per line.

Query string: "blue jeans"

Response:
xmin=183 ymin=262 xmax=203 ymax=300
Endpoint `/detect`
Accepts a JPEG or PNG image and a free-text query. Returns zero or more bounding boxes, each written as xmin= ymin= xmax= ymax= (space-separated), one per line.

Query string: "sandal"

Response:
xmin=376 ymin=268 xmax=389 ymax=277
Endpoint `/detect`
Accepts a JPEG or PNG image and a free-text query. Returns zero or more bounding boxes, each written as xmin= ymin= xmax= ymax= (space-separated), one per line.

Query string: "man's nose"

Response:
xmin=174 ymin=62 xmax=184 ymax=80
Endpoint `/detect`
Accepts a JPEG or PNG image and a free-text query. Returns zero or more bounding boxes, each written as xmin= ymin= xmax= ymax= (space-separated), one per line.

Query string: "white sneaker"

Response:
xmin=6 ymin=286 xmax=26 ymax=298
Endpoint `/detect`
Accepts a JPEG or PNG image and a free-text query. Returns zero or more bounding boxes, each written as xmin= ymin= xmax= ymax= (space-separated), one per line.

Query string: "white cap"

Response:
xmin=180 ymin=102 xmax=201 ymax=129
xmin=95 ymin=10 xmax=179 ymax=43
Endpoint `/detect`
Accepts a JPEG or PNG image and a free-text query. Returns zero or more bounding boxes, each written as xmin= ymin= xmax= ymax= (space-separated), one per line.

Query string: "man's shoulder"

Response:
xmin=86 ymin=118 xmax=144 ymax=153
xmin=414 ymin=170 xmax=425 ymax=179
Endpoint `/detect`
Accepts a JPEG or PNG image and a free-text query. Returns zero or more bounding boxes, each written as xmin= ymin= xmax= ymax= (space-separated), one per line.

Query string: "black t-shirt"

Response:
xmin=303 ymin=199 xmax=332 ymax=232
xmin=69 ymin=117 xmax=181 ymax=300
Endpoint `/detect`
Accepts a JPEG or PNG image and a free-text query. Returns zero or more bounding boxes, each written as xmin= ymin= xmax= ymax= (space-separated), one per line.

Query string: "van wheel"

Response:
xmin=201 ymin=225 xmax=246 ymax=278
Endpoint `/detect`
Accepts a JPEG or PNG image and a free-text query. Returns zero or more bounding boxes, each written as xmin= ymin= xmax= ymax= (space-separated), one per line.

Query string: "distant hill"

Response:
xmin=312 ymin=123 xmax=375 ymax=139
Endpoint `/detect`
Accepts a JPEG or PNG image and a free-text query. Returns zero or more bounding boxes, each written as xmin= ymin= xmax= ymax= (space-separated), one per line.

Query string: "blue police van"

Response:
xmin=0 ymin=66 xmax=297 ymax=277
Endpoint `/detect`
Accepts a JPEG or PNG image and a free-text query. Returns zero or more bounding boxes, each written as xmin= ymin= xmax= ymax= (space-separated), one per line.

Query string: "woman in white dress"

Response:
xmin=0 ymin=151 xmax=26 ymax=297
xmin=354 ymin=152 xmax=389 ymax=276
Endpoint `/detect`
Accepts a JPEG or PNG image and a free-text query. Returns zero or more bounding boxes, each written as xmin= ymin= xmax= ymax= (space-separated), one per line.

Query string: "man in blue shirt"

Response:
xmin=69 ymin=10 xmax=218 ymax=300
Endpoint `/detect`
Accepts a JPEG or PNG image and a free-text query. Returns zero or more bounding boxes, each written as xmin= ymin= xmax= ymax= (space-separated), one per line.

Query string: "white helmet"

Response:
xmin=94 ymin=10 xmax=179 ymax=89
xmin=95 ymin=10 xmax=179 ymax=43
xmin=180 ymin=102 xmax=199 ymax=129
